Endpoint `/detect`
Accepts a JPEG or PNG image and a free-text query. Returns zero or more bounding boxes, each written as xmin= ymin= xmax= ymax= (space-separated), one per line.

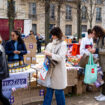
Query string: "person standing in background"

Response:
xmin=72 ymin=37 xmax=77 ymax=43
xmin=5 ymin=30 xmax=27 ymax=62
xmin=30 ymin=30 xmax=35 ymax=36
xmin=17 ymin=27 xmax=25 ymax=39
xmin=36 ymin=33 xmax=43 ymax=53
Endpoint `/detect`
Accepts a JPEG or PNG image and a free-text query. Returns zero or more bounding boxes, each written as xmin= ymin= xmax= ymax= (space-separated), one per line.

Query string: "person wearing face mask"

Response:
xmin=0 ymin=36 xmax=10 ymax=105
xmin=43 ymin=27 xmax=67 ymax=105
xmin=5 ymin=30 xmax=27 ymax=62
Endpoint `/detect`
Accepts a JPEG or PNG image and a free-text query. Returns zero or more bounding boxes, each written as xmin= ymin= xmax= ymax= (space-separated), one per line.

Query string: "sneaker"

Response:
xmin=96 ymin=95 xmax=105 ymax=101
xmin=94 ymin=94 xmax=103 ymax=99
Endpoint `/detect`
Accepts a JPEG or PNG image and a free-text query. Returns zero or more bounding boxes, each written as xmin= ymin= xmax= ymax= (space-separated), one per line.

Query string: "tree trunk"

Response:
xmin=90 ymin=0 xmax=93 ymax=29
xmin=45 ymin=0 xmax=50 ymax=45
xmin=57 ymin=2 xmax=61 ymax=27
xmin=8 ymin=0 xmax=15 ymax=40
xmin=9 ymin=18 xmax=14 ymax=39
xmin=77 ymin=0 xmax=81 ymax=40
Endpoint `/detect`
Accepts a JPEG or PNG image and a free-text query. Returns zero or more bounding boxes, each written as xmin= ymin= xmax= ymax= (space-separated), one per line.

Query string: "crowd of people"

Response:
xmin=0 ymin=25 xmax=105 ymax=105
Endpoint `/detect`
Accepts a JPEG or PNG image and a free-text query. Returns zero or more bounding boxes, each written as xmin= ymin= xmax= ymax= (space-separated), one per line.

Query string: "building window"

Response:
xmin=96 ymin=8 xmax=102 ymax=22
xmin=29 ymin=3 xmax=37 ymax=19
xmin=82 ymin=6 xmax=87 ymax=21
xmin=49 ymin=24 xmax=55 ymax=31
xmin=50 ymin=4 xmax=55 ymax=20
xmin=66 ymin=5 xmax=72 ymax=20
xmin=32 ymin=24 xmax=37 ymax=35
xmin=81 ymin=25 xmax=87 ymax=32
xmin=65 ymin=25 xmax=72 ymax=36
xmin=81 ymin=0 xmax=88 ymax=2
xmin=96 ymin=0 xmax=103 ymax=4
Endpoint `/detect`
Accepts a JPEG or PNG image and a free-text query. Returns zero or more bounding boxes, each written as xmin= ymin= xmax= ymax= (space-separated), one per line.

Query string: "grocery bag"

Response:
xmin=84 ymin=53 xmax=97 ymax=84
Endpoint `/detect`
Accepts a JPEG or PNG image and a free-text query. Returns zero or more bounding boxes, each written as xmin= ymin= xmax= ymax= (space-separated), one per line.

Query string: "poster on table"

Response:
xmin=2 ymin=74 xmax=28 ymax=103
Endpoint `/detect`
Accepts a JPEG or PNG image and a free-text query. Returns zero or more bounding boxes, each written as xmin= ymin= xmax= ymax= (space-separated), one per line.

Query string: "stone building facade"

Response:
xmin=0 ymin=0 xmax=104 ymax=36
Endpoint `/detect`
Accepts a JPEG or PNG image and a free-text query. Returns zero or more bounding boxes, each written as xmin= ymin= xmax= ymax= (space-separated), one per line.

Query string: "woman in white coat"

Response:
xmin=43 ymin=27 xmax=67 ymax=105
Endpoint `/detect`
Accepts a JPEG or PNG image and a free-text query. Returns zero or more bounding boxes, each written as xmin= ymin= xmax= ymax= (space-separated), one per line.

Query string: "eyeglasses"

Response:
xmin=11 ymin=34 xmax=15 ymax=37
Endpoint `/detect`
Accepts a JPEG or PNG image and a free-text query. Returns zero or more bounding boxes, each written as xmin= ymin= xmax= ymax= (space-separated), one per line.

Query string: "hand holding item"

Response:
xmin=14 ymin=51 xmax=21 ymax=54
xmin=43 ymin=50 xmax=52 ymax=57
xmin=88 ymin=48 xmax=96 ymax=54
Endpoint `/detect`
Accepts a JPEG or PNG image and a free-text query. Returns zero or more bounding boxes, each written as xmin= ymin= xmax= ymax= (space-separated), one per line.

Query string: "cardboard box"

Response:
xmin=26 ymin=50 xmax=36 ymax=57
xmin=25 ymin=42 xmax=36 ymax=51
xmin=32 ymin=56 xmax=36 ymax=64
xmin=23 ymin=35 xmax=36 ymax=43
xmin=24 ymin=56 xmax=31 ymax=64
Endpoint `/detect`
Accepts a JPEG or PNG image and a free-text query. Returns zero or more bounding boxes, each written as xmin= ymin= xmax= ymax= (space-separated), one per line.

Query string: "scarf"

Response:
xmin=52 ymin=39 xmax=62 ymax=45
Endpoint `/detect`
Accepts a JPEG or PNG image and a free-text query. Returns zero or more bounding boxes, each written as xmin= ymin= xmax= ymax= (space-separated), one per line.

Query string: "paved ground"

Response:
xmin=28 ymin=92 xmax=105 ymax=105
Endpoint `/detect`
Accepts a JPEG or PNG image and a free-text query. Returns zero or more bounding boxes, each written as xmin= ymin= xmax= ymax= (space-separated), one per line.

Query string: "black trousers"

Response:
xmin=0 ymin=80 xmax=10 ymax=105
xmin=37 ymin=43 xmax=41 ymax=53
xmin=102 ymin=72 xmax=105 ymax=95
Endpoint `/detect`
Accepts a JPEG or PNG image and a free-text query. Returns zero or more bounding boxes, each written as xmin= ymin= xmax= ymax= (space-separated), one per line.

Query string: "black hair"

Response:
xmin=50 ymin=27 xmax=63 ymax=40
xmin=88 ymin=29 xmax=92 ymax=34
xmin=13 ymin=30 xmax=24 ymax=44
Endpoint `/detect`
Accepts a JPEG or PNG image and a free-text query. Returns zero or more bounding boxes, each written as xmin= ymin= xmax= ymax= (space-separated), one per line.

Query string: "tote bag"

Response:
xmin=84 ymin=53 xmax=97 ymax=84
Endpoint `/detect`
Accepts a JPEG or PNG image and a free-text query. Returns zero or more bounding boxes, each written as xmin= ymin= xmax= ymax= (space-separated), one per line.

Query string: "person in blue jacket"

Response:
xmin=5 ymin=30 xmax=27 ymax=62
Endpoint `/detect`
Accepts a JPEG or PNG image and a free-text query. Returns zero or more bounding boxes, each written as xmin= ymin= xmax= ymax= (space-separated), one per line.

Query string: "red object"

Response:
xmin=0 ymin=19 xmax=24 ymax=41
xmin=91 ymin=68 xmax=95 ymax=73
xmin=85 ymin=45 xmax=92 ymax=49
xmin=72 ymin=44 xmax=80 ymax=56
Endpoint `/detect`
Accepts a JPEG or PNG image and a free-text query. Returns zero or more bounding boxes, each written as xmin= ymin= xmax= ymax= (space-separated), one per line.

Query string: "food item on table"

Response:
xmin=8 ymin=62 xmax=14 ymax=68
xmin=9 ymin=68 xmax=12 ymax=73
xmin=19 ymin=60 xmax=24 ymax=65
xmin=22 ymin=65 xmax=26 ymax=72
xmin=66 ymin=63 xmax=72 ymax=67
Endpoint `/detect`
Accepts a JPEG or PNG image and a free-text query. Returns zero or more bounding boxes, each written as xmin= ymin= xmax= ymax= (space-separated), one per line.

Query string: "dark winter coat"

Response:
xmin=5 ymin=40 xmax=27 ymax=62
xmin=0 ymin=44 xmax=9 ymax=80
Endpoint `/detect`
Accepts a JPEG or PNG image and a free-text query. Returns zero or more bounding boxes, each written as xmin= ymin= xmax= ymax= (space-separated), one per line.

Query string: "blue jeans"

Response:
xmin=43 ymin=88 xmax=65 ymax=105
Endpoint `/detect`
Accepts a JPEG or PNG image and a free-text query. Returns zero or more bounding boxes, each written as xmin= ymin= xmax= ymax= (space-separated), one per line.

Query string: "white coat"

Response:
xmin=46 ymin=40 xmax=67 ymax=89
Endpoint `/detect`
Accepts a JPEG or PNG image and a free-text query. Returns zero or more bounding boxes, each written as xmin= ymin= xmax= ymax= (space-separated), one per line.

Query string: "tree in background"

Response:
xmin=82 ymin=0 xmax=104 ymax=29
xmin=45 ymin=0 xmax=50 ymax=45
xmin=7 ymin=0 xmax=15 ymax=39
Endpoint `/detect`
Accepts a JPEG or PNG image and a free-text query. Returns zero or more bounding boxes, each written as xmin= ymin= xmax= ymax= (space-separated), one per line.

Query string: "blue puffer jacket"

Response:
xmin=5 ymin=40 xmax=27 ymax=62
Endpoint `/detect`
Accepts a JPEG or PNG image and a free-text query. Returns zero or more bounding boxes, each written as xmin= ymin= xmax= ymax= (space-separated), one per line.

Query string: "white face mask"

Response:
xmin=52 ymin=39 xmax=59 ymax=44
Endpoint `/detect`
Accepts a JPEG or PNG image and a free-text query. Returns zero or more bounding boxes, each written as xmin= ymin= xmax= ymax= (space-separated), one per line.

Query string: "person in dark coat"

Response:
xmin=5 ymin=30 xmax=27 ymax=62
xmin=36 ymin=33 xmax=43 ymax=53
xmin=0 ymin=36 xmax=10 ymax=105
xmin=72 ymin=37 xmax=77 ymax=43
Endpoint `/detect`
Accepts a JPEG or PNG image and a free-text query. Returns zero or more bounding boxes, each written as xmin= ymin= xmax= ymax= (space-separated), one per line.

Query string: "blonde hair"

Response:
xmin=0 ymin=36 xmax=2 ymax=44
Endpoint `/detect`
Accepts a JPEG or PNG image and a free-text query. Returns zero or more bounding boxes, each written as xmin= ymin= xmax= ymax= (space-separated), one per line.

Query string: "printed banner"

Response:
xmin=2 ymin=74 xmax=28 ymax=99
